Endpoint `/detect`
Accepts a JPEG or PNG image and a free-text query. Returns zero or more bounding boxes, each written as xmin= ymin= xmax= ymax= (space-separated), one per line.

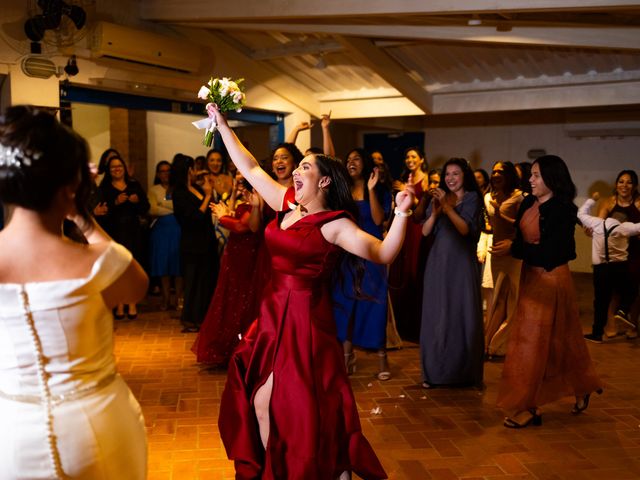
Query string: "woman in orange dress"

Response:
xmin=496 ymin=155 xmax=603 ymax=428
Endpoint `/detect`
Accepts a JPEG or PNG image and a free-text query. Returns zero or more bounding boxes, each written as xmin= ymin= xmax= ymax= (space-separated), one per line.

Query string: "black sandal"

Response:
xmin=572 ymin=388 xmax=603 ymax=415
xmin=504 ymin=409 xmax=542 ymax=428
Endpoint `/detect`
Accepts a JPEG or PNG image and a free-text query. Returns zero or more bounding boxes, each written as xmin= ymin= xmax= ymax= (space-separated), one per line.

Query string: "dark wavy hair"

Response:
xmin=270 ymin=142 xmax=303 ymax=173
xmin=491 ymin=161 xmax=520 ymax=195
xmin=170 ymin=153 xmax=195 ymax=190
xmin=153 ymin=160 xmax=171 ymax=185
xmin=344 ymin=147 xmax=388 ymax=204
xmin=614 ymin=170 xmax=639 ymax=199
xmin=533 ymin=155 xmax=576 ymax=203
xmin=97 ymin=147 xmax=121 ymax=175
xmin=400 ymin=146 xmax=428 ymax=182
xmin=99 ymin=155 xmax=132 ymax=187
xmin=440 ymin=157 xmax=480 ymax=195
xmin=0 ymin=105 xmax=92 ymax=221
xmin=313 ymin=154 xmax=370 ymax=299
xmin=515 ymin=162 xmax=532 ymax=194
xmin=474 ymin=168 xmax=490 ymax=187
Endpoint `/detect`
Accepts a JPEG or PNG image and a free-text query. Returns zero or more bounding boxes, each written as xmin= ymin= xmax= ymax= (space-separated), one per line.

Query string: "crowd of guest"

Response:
xmin=78 ymin=121 xmax=640 ymax=428
xmin=5 ymin=106 xmax=640 ymax=480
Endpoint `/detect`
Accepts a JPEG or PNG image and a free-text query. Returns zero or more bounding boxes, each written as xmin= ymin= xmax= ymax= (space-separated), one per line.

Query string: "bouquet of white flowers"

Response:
xmin=192 ymin=77 xmax=246 ymax=147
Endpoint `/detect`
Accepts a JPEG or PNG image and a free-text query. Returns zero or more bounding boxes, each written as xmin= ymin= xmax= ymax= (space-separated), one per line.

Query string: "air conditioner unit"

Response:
xmin=90 ymin=21 xmax=202 ymax=74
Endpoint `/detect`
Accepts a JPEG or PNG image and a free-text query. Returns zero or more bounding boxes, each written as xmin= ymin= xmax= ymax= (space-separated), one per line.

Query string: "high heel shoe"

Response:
xmin=572 ymin=388 xmax=603 ymax=414
xmin=344 ymin=352 xmax=356 ymax=375
xmin=504 ymin=409 xmax=542 ymax=428
xmin=377 ymin=351 xmax=391 ymax=381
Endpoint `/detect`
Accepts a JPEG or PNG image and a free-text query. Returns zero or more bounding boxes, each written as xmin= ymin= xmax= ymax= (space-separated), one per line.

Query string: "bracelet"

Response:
xmin=394 ymin=208 xmax=412 ymax=217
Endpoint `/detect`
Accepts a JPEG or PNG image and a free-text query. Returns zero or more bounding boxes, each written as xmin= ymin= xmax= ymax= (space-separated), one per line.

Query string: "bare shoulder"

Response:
xmin=597 ymin=195 xmax=616 ymax=218
xmin=320 ymin=216 xmax=358 ymax=244
xmin=0 ymin=236 xmax=111 ymax=283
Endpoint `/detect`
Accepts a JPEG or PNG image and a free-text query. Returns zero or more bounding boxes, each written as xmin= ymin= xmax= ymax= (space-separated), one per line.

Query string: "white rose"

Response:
xmin=236 ymin=108 xmax=242 ymax=113
xmin=197 ymin=86 xmax=210 ymax=100
xmin=232 ymin=91 xmax=243 ymax=104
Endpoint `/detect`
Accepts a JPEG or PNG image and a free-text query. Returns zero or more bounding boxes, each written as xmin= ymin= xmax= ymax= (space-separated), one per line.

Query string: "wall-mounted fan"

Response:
xmin=1 ymin=0 xmax=94 ymax=56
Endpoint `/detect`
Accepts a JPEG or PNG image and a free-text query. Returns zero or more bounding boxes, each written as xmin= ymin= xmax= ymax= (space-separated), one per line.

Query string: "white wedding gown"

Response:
xmin=0 ymin=242 xmax=147 ymax=479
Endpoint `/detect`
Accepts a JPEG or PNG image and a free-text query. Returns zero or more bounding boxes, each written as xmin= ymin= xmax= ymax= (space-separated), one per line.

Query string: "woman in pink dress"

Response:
xmin=209 ymin=104 xmax=414 ymax=480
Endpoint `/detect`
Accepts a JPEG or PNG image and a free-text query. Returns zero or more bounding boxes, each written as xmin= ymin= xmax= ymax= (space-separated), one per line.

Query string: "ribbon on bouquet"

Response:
xmin=192 ymin=103 xmax=218 ymax=147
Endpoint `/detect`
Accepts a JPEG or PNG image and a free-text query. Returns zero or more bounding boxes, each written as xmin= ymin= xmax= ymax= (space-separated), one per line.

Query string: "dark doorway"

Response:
xmin=363 ymin=131 xmax=425 ymax=180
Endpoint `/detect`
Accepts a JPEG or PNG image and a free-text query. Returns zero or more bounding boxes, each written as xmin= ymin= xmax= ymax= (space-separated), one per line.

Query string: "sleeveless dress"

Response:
xmin=192 ymin=203 xmax=264 ymax=366
xmin=611 ymin=200 xmax=640 ymax=283
xmin=333 ymin=194 xmax=391 ymax=349
xmin=218 ymin=203 xmax=387 ymax=480
xmin=388 ymin=180 xmax=427 ymax=342
xmin=0 ymin=242 xmax=147 ymax=479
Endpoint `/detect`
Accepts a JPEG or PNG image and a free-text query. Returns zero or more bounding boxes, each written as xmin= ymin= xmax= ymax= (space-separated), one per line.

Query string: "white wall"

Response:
xmin=424 ymin=122 xmax=640 ymax=272
xmin=146 ymin=111 xmax=211 ymax=188
xmin=71 ymin=103 xmax=110 ymax=165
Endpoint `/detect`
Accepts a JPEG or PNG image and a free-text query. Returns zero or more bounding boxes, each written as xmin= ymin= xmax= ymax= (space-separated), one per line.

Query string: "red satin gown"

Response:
xmin=218 ymin=200 xmax=387 ymax=480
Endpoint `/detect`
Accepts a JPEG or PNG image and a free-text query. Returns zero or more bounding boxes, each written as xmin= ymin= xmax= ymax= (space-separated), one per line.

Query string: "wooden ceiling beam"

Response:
xmin=189 ymin=23 xmax=640 ymax=51
xmin=337 ymin=35 xmax=432 ymax=114
xmin=141 ymin=0 xmax=640 ymax=21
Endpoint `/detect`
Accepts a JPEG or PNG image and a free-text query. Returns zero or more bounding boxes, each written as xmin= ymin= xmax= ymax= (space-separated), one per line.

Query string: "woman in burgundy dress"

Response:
xmin=388 ymin=146 xmax=429 ymax=342
xmin=192 ymin=178 xmax=263 ymax=366
xmin=210 ymin=104 xmax=413 ymax=480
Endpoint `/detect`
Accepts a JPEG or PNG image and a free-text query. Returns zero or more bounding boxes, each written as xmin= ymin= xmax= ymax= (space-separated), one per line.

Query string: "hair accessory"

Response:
xmin=394 ymin=207 xmax=412 ymax=217
xmin=0 ymin=143 xmax=41 ymax=168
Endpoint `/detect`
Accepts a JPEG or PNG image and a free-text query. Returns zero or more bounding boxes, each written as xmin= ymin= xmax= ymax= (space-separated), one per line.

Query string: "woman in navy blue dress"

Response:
xmin=333 ymin=148 xmax=392 ymax=380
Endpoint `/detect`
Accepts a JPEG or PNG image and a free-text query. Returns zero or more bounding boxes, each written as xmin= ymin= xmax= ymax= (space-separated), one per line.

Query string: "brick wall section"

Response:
xmin=109 ymin=107 xmax=148 ymax=189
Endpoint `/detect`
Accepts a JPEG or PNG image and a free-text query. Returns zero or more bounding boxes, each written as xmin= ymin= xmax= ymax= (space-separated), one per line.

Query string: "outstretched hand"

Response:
xmin=321 ymin=112 xmax=331 ymax=129
xmin=367 ymin=167 xmax=379 ymax=191
xmin=296 ymin=121 xmax=313 ymax=131
xmin=395 ymin=174 xmax=415 ymax=212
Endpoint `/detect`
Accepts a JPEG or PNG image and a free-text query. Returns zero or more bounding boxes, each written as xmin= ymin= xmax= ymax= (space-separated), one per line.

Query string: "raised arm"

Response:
xmin=286 ymin=121 xmax=312 ymax=144
xmin=322 ymin=187 xmax=414 ymax=264
xmin=577 ymin=196 xmax=602 ymax=231
xmin=367 ymin=168 xmax=386 ymax=226
xmin=321 ymin=113 xmax=335 ymax=157
xmin=210 ymin=104 xmax=288 ymax=211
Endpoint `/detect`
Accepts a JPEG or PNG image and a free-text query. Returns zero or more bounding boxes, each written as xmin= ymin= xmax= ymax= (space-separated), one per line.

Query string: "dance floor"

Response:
xmin=114 ymin=273 xmax=640 ymax=479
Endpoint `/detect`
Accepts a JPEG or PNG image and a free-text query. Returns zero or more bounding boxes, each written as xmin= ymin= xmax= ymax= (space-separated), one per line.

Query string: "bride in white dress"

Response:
xmin=0 ymin=106 xmax=148 ymax=479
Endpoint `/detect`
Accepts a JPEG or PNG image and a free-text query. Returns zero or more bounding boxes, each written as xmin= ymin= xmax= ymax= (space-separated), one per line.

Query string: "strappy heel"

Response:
xmin=572 ymin=388 xmax=603 ymax=414
xmin=377 ymin=351 xmax=391 ymax=381
xmin=504 ymin=409 xmax=542 ymax=428
xmin=344 ymin=352 xmax=356 ymax=375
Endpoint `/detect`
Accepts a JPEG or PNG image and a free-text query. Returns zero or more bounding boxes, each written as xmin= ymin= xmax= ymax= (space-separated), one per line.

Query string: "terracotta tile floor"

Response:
xmin=114 ymin=273 xmax=640 ymax=479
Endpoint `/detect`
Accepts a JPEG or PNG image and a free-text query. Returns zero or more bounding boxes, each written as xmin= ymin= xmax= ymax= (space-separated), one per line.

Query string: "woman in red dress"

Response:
xmin=388 ymin=147 xmax=429 ymax=342
xmin=210 ymin=104 xmax=413 ymax=480
xmin=191 ymin=177 xmax=263 ymax=366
